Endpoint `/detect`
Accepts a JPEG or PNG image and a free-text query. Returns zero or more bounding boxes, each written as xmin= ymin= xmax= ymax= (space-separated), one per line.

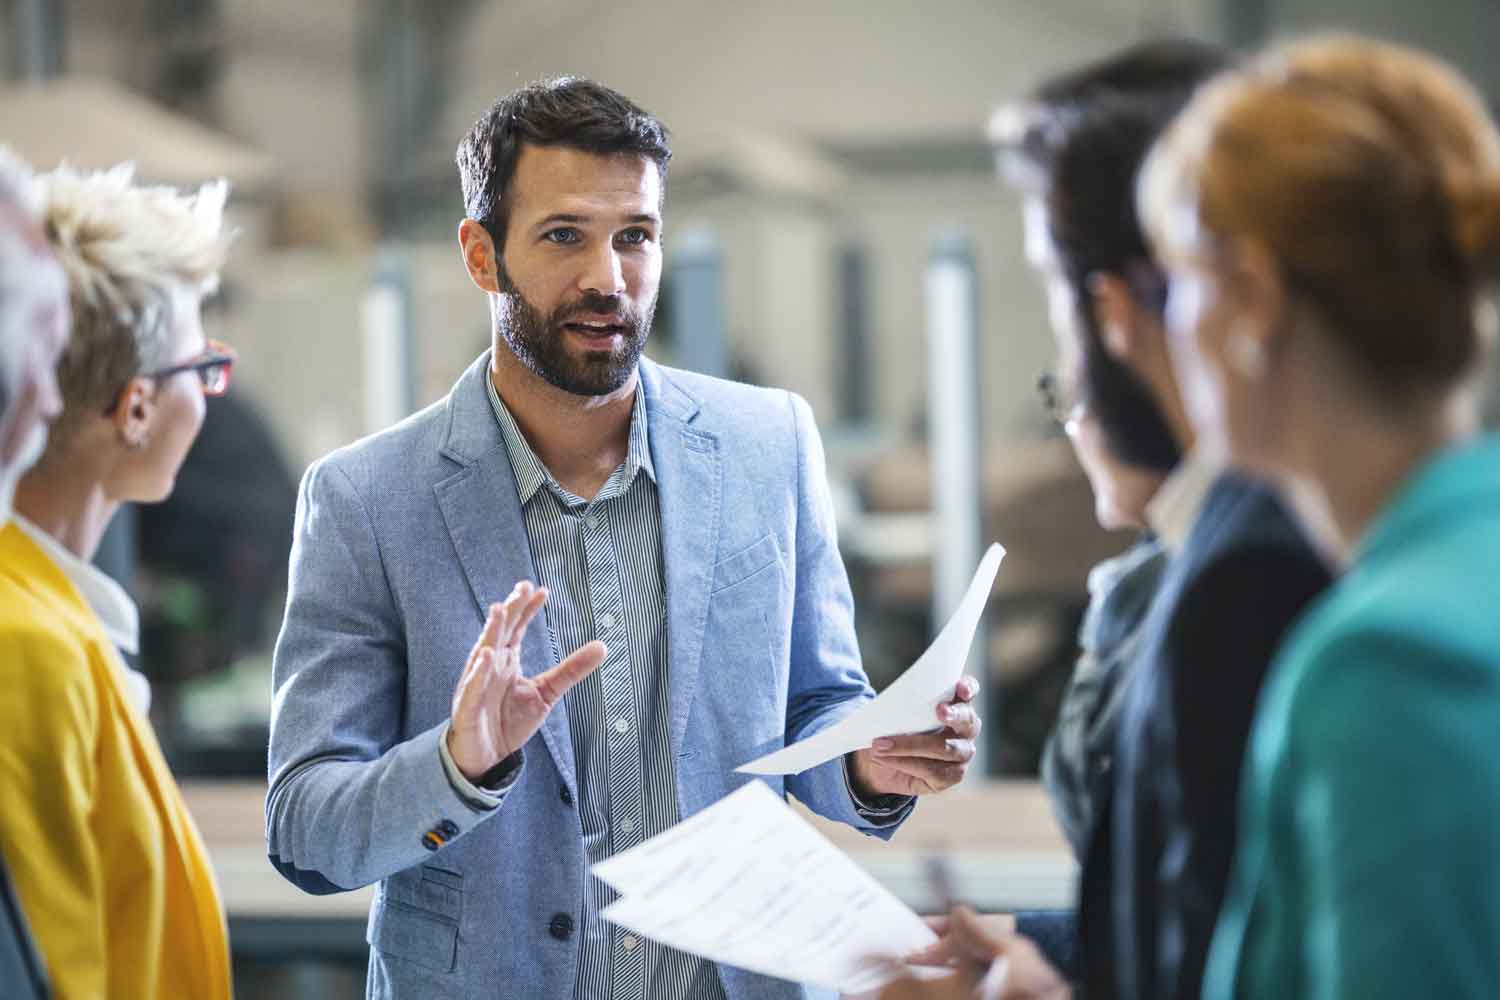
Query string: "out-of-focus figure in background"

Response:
xmin=1140 ymin=35 xmax=1500 ymax=1000
xmin=0 ymin=145 xmax=70 ymax=1000
xmin=0 ymin=148 xmax=66 ymax=526
xmin=884 ymin=38 xmax=1332 ymax=1000
xmin=0 ymin=160 xmax=236 ymax=1000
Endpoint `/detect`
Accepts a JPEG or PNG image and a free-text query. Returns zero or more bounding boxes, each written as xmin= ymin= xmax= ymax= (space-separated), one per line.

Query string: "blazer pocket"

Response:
xmin=383 ymin=866 xmax=464 ymax=922
xmin=711 ymin=534 xmax=781 ymax=594
xmin=368 ymin=899 xmax=459 ymax=973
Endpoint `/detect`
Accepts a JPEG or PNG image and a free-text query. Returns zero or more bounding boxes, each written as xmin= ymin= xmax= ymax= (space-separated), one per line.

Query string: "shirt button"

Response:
xmin=621 ymin=934 xmax=639 ymax=952
xmin=619 ymin=816 xmax=636 ymax=834
xmin=586 ymin=515 xmax=600 ymax=530
xmin=599 ymin=613 xmax=617 ymax=631
xmin=613 ymin=718 xmax=630 ymax=735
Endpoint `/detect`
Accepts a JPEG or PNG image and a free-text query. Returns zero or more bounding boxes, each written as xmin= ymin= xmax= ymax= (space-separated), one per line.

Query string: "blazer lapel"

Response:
xmin=433 ymin=353 xmax=578 ymax=792
xmin=641 ymin=361 xmax=723 ymax=754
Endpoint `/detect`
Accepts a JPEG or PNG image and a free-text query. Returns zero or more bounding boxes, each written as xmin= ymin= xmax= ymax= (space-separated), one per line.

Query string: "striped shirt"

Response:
xmin=487 ymin=376 xmax=728 ymax=1000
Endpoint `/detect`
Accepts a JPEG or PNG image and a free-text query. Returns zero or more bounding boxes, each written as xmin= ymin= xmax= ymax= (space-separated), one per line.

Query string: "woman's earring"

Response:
xmin=1227 ymin=323 xmax=1268 ymax=379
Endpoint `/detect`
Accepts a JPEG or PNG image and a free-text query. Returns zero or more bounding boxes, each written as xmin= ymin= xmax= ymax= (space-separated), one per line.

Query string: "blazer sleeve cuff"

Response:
xmin=841 ymin=753 xmax=915 ymax=823
xmin=438 ymin=721 xmax=522 ymax=812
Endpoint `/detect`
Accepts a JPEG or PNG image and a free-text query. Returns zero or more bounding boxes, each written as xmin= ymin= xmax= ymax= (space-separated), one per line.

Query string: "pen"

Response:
xmin=920 ymin=854 xmax=1011 ymax=988
xmin=922 ymin=853 xmax=962 ymax=913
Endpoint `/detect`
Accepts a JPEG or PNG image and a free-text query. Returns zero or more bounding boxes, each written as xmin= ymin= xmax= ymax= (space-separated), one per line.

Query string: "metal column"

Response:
xmin=668 ymin=228 xmax=730 ymax=378
xmin=924 ymin=230 xmax=989 ymax=778
xmin=361 ymin=247 xmax=418 ymax=434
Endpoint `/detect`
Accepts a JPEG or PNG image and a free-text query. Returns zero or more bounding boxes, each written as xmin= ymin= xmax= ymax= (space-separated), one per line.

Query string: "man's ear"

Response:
xmin=111 ymin=377 xmax=156 ymax=449
xmin=1088 ymin=272 xmax=1149 ymax=363
xmin=458 ymin=218 xmax=501 ymax=294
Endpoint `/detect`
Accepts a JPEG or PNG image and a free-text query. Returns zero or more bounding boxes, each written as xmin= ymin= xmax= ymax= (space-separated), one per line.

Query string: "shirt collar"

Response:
xmin=1145 ymin=448 xmax=1221 ymax=553
xmin=486 ymin=374 xmax=655 ymax=506
xmin=12 ymin=513 xmax=140 ymax=656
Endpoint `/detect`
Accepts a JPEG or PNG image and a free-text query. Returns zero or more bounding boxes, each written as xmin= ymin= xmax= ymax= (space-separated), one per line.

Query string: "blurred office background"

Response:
xmin=4 ymin=0 xmax=1498 ymax=995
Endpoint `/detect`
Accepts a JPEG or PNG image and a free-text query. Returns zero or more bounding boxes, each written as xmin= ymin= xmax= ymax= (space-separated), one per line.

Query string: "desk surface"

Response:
xmin=185 ymin=778 xmax=1076 ymax=920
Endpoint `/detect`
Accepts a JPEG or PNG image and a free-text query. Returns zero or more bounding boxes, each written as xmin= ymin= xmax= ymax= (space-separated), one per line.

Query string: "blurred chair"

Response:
xmin=0 ymin=852 xmax=49 ymax=999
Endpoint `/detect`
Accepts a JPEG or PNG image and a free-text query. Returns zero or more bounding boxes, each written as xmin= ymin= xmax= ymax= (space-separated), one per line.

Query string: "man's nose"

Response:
xmin=579 ymin=243 xmax=626 ymax=299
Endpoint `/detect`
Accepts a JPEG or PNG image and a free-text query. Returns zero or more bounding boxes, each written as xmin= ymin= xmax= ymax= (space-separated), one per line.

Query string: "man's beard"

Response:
xmin=495 ymin=259 xmax=653 ymax=397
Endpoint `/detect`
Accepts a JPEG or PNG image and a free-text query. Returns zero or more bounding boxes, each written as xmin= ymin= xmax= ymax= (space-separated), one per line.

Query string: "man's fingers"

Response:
xmin=904 ymin=936 xmax=958 ymax=968
xmin=924 ymin=915 xmax=952 ymax=935
xmin=452 ymin=646 xmax=495 ymax=724
xmin=875 ymin=970 xmax=972 ymax=1000
xmin=874 ymin=733 xmax=977 ymax=763
xmin=936 ymin=703 xmax=981 ymax=739
xmin=494 ymin=582 xmax=532 ymax=650
xmin=465 ymin=604 xmax=504 ymax=672
xmin=948 ymin=906 xmax=1006 ymax=963
xmin=875 ymin=756 xmax=968 ymax=790
xmin=952 ymin=675 xmax=981 ymax=703
xmin=490 ymin=640 xmax=521 ymax=689
xmin=505 ymin=586 xmax=549 ymax=649
xmin=534 ymin=641 xmax=607 ymax=707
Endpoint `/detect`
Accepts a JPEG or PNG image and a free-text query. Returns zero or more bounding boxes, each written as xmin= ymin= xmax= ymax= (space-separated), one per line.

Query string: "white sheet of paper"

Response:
xmin=594 ymin=781 xmax=939 ymax=994
xmin=736 ymin=542 xmax=1006 ymax=776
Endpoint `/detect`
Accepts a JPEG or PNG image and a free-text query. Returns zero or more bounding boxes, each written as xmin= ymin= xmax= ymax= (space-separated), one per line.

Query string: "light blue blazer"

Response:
xmin=266 ymin=352 xmax=906 ymax=1000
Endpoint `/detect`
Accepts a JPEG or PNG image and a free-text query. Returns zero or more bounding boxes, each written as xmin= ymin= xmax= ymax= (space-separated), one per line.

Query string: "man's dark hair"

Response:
xmin=994 ymin=39 xmax=1231 ymax=472
xmin=456 ymin=76 xmax=672 ymax=247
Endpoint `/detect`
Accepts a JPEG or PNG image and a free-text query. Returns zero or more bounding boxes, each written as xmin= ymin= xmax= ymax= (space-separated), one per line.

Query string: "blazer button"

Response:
xmin=437 ymin=819 xmax=460 ymax=838
xmin=559 ymin=784 xmax=574 ymax=806
xmin=548 ymin=913 xmax=574 ymax=941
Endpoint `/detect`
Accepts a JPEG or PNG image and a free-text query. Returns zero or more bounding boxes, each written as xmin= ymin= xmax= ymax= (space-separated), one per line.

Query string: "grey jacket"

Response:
xmin=265 ymin=353 xmax=907 ymax=999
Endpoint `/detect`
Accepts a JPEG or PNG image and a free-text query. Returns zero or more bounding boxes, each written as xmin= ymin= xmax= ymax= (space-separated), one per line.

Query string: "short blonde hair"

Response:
xmin=35 ymin=162 xmax=231 ymax=449
xmin=1140 ymin=36 xmax=1500 ymax=395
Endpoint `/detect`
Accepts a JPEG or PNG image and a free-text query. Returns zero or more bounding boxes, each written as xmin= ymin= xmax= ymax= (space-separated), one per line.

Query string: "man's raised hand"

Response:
xmin=447 ymin=581 xmax=606 ymax=781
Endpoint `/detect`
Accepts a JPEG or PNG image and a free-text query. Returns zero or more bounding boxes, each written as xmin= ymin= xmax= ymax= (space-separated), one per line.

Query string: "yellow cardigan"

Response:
xmin=0 ymin=523 xmax=231 ymax=999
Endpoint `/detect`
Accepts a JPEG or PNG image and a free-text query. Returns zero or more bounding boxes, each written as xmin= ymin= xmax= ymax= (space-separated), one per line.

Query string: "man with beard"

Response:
xmin=266 ymin=77 xmax=982 ymax=1000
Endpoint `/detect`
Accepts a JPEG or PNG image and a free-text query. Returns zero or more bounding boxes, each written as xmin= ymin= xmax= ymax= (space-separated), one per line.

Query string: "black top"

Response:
xmin=1076 ymin=473 xmax=1330 ymax=1000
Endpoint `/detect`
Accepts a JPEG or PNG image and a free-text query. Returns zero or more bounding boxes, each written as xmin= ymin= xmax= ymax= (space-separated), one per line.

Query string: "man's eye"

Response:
xmin=544 ymin=229 xmax=579 ymax=244
xmin=618 ymin=229 xmax=650 ymax=245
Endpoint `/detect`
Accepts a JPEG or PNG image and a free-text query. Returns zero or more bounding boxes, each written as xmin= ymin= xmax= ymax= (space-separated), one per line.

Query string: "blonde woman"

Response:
xmin=1139 ymin=37 xmax=1500 ymax=1000
xmin=0 ymin=161 xmax=236 ymax=999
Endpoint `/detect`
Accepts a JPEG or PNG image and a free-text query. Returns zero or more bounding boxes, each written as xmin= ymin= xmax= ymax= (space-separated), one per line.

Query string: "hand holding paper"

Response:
xmin=595 ymin=781 xmax=942 ymax=995
xmin=738 ymin=543 xmax=1005 ymax=777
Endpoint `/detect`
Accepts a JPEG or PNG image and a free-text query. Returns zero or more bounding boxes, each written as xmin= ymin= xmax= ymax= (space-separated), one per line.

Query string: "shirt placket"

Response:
xmin=579 ymin=495 xmax=648 ymax=999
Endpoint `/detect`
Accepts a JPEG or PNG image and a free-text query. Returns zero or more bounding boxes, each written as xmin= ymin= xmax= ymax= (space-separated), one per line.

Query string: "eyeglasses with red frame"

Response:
xmin=149 ymin=338 xmax=237 ymax=396
xmin=104 ymin=339 xmax=238 ymax=415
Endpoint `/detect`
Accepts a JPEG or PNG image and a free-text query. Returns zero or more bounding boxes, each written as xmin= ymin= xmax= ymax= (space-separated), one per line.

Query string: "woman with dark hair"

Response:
xmin=1141 ymin=35 xmax=1500 ymax=1000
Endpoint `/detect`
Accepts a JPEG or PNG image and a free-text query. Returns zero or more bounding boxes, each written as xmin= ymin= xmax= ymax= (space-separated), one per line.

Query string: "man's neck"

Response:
xmin=13 ymin=459 xmax=119 ymax=563
xmin=490 ymin=349 xmax=639 ymax=502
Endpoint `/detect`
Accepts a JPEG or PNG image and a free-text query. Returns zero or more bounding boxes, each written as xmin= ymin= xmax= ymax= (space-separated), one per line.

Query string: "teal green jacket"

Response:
xmin=1205 ymin=436 xmax=1500 ymax=1000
